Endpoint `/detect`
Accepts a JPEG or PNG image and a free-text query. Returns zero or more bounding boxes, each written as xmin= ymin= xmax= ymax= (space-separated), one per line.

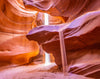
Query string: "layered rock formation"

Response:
xmin=27 ymin=11 xmax=100 ymax=78
xmin=0 ymin=0 xmax=66 ymax=66
xmin=23 ymin=0 xmax=100 ymax=21
xmin=24 ymin=0 xmax=100 ymax=78
xmin=27 ymin=11 xmax=100 ymax=65
xmin=0 ymin=0 xmax=40 ymax=66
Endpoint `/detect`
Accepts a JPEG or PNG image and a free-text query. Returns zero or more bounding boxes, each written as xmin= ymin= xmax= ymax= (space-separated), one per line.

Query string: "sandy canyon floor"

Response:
xmin=0 ymin=63 xmax=93 ymax=79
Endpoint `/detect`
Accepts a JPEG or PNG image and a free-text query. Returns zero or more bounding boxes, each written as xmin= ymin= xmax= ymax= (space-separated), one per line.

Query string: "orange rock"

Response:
xmin=0 ymin=34 xmax=39 ymax=65
xmin=0 ymin=0 xmax=39 ymax=66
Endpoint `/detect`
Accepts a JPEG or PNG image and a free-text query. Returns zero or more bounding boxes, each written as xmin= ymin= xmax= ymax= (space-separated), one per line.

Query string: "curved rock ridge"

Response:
xmin=23 ymin=0 xmax=100 ymax=21
xmin=26 ymin=10 xmax=100 ymax=78
xmin=0 ymin=0 xmax=65 ymax=66
xmin=24 ymin=0 xmax=100 ymax=78
xmin=0 ymin=0 xmax=37 ymax=34
xmin=0 ymin=0 xmax=40 ymax=66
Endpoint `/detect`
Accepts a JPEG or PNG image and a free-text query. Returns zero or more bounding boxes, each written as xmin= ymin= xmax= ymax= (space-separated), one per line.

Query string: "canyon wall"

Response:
xmin=0 ymin=0 xmax=39 ymax=66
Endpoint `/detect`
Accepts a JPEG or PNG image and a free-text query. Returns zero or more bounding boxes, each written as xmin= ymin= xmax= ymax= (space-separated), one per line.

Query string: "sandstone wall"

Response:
xmin=0 ymin=0 xmax=39 ymax=66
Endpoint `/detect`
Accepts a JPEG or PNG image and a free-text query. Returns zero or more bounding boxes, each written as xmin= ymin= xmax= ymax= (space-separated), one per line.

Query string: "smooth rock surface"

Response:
xmin=26 ymin=11 xmax=100 ymax=78
xmin=0 ymin=0 xmax=40 ymax=66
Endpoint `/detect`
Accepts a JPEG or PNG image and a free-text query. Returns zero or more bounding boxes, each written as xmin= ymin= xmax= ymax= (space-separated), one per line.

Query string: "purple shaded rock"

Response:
xmin=26 ymin=11 xmax=100 ymax=65
xmin=26 ymin=25 xmax=60 ymax=44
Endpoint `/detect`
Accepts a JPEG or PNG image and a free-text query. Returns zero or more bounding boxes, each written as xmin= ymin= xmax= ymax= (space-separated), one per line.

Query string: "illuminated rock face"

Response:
xmin=0 ymin=0 xmax=66 ymax=66
xmin=23 ymin=0 xmax=100 ymax=21
xmin=0 ymin=0 xmax=39 ymax=66
xmin=26 ymin=11 xmax=100 ymax=78
xmin=24 ymin=0 xmax=100 ymax=78
xmin=27 ymin=11 xmax=100 ymax=65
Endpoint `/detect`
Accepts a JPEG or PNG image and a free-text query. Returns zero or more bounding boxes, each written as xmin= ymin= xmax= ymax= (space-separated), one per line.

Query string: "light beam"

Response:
xmin=44 ymin=13 xmax=51 ymax=65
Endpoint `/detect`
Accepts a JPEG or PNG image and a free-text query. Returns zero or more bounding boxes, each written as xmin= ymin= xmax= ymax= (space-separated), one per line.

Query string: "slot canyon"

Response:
xmin=0 ymin=0 xmax=100 ymax=79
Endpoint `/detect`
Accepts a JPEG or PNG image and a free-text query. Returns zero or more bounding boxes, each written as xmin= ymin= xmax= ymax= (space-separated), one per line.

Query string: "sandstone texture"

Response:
xmin=0 ymin=0 xmax=40 ymax=66
xmin=24 ymin=0 xmax=100 ymax=78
